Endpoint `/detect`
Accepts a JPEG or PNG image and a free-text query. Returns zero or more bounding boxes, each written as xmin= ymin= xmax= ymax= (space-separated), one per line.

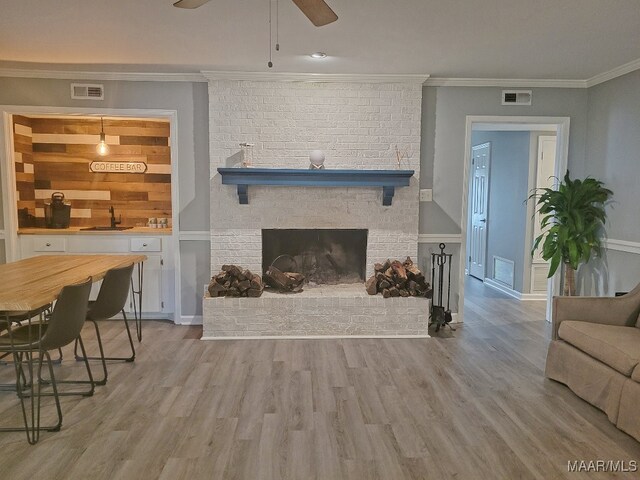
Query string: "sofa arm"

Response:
xmin=552 ymin=283 xmax=640 ymax=340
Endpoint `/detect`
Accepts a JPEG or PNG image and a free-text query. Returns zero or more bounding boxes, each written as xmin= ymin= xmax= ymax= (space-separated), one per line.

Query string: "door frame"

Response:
xmin=460 ymin=116 xmax=570 ymax=322
xmin=467 ymin=142 xmax=491 ymax=280
xmin=0 ymin=105 xmax=182 ymax=322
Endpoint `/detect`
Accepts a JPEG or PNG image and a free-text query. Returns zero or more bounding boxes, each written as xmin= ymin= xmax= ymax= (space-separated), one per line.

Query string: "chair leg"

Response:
xmin=33 ymin=335 xmax=95 ymax=397
xmin=75 ymin=311 xmax=135 ymax=363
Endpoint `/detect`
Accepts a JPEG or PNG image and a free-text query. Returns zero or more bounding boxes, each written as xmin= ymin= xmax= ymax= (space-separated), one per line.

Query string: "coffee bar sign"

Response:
xmin=89 ymin=161 xmax=148 ymax=174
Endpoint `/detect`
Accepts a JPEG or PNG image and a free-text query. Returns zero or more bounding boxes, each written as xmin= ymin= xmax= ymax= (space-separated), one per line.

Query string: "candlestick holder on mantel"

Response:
xmin=217 ymin=167 xmax=414 ymax=206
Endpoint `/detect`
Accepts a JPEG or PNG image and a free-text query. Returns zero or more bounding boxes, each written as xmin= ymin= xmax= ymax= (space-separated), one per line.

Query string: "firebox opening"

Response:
xmin=262 ymin=229 xmax=368 ymax=285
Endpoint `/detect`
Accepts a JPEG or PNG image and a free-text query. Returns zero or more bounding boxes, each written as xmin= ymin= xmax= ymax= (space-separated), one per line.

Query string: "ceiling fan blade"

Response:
xmin=291 ymin=0 xmax=338 ymax=26
xmin=173 ymin=0 xmax=212 ymax=9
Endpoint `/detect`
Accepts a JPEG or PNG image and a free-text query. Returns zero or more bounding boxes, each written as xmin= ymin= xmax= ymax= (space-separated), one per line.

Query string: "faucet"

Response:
xmin=109 ymin=206 xmax=122 ymax=228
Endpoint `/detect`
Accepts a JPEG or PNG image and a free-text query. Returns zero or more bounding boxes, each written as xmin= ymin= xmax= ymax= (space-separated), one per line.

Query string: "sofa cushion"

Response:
xmin=632 ymin=364 xmax=640 ymax=382
xmin=558 ymin=321 xmax=640 ymax=376
xmin=636 ymin=311 xmax=640 ymax=328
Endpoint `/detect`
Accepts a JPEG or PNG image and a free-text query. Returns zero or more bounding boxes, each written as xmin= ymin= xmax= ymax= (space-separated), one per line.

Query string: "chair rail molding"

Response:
xmin=604 ymin=238 xmax=640 ymax=255
xmin=418 ymin=234 xmax=462 ymax=243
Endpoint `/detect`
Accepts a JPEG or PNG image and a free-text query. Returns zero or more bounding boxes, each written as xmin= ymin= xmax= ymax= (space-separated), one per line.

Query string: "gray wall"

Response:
xmin=419 ymin=85 xmax=589 ymax=309
xmin=420 ymin=86 xmax=589 ymax=233
xmin=471 ymin=130 xmax=530 ymax=292
xmin=580 ymin=69 xmax=640 ymax=294
xmin=0 ymin=76 xmax=210 ymax=317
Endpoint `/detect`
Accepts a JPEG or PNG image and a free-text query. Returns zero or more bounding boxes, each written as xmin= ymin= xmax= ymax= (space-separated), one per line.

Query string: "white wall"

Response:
xmin=208 ymin=79 xmax=423 ymax=278
xmin=208 ymin=79 xmax=422 ymax=171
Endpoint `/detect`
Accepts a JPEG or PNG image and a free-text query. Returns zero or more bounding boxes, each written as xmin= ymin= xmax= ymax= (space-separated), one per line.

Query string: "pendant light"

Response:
xmin=96 ymin=117 xmax=109 ymax=156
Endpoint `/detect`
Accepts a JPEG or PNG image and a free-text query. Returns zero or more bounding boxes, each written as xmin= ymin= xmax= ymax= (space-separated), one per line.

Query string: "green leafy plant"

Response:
xmin=530 ymin=170 xmax=613 ymax=295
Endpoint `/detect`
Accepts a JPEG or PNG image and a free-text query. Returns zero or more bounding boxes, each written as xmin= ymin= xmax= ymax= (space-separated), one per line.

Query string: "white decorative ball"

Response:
xmin=309 ymin=150 xmax=325 ymax=166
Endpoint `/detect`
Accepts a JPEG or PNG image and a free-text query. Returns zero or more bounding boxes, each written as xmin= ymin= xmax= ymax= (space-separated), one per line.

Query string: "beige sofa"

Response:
xmin=545 ymin=283 xmax=640 ymax=441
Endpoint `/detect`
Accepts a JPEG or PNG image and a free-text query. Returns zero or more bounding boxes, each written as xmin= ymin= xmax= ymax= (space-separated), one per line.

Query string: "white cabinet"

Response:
xmin=126 ymin=254 xmax=163 ymax=314
xmin=19 ymin=233 xmax=173 ymax=320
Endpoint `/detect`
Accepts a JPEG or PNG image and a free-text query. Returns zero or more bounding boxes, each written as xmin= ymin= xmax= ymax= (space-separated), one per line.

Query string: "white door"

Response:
xmin=531 ymin=136 xmax=557 ymax=292
xmin=469 ymin=143 xmax=491 ymax=280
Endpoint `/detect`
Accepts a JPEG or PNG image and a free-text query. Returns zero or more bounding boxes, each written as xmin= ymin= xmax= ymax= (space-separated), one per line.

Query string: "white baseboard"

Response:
xmin=201 ymin=334 xmax=430 ymax=340
xmin=484 ymin=278 xmax=547 ymax=301
xmin=484 ymin=278 xmax=522 ymax=300
xmin=519 ymin=293 xmax=547 ymax=301
xmin=178 ymin=315 xmax=203 ymax=325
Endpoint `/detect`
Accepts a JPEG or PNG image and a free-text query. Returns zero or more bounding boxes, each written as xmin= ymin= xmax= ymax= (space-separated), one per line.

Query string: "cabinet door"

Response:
xmin=126 ymin=254 xmax=163 ymax=314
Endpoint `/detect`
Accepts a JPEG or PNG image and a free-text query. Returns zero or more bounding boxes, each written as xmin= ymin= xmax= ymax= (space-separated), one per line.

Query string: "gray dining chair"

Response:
xmin=0 ymin=278 xmax=93 ymax=444
xmin=74 ymin=264 xmax=135 ymax=385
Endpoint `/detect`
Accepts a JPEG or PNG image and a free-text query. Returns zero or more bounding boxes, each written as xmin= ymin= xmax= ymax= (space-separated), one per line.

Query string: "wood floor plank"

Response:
xmin=1 ymin=278 xmax=639 ymax=479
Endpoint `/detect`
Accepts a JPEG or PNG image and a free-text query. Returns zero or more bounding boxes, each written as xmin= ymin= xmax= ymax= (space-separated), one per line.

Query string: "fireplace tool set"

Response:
xmin=430 ymin=243 xmax=455 ymax=332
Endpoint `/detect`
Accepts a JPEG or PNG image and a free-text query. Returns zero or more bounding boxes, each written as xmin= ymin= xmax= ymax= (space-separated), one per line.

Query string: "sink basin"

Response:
xmin=80 ymin=226 xmax=133 ymax=231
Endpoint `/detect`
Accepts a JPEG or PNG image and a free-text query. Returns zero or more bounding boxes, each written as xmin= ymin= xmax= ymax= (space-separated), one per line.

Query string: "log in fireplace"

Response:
xmin=262 ymin=229 xmax=367 ymax=285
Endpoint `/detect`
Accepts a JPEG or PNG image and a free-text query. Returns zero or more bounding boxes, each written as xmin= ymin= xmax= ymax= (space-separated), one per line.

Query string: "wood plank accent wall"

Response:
xmin=13 ymin=116 xmax=172 ymax=228
xmin=13 ymin=115 xmax=36 ymax=225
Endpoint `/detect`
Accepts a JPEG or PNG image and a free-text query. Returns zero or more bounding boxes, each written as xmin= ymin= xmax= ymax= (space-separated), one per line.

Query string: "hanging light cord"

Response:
xmin=276 ymin=0 xmax=280 ymax=51
xmin=268 ymin=0 xmax=273 ymax=67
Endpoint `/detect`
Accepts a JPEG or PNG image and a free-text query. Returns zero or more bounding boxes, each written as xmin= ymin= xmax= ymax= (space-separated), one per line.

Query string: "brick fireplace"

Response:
xmin=203 ymin=73 xmax=429 ymax=338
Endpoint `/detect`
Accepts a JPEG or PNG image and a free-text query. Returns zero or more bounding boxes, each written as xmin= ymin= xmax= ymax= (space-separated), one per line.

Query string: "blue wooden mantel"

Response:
xmin=217 ymin=168 xmax=414 ymax=206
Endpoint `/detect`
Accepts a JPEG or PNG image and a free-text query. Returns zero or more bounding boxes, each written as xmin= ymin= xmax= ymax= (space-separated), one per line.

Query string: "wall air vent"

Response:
xmin=501 ymin=90 xmax=532 ymax=106
xmin=70 ymin=83 xmax=104 ymax=100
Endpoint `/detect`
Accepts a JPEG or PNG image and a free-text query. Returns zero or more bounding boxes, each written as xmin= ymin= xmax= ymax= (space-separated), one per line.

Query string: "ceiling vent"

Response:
xmin=502 ymin=90 xmax=531 ymax=106
xmin=70 ymin=83 xmax=104 ymax=100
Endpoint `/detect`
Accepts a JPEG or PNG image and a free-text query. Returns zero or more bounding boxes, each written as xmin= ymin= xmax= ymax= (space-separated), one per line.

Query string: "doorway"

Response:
xmin=460 ymin=116 xmax=569 ymax=322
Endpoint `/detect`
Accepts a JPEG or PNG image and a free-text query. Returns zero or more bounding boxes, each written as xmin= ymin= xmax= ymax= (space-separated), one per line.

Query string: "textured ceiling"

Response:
xmin=1 ymin=0 xmax=639 ymax=79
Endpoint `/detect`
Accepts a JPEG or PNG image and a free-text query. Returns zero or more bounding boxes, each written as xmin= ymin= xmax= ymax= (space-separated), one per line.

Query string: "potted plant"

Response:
xmin=530 ymin=170 xmax=613 ymax=296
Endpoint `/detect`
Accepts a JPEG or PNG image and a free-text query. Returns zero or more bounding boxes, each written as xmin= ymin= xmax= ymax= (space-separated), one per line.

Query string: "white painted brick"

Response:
xmin=206 ymin=79 xmax=423 ymax=335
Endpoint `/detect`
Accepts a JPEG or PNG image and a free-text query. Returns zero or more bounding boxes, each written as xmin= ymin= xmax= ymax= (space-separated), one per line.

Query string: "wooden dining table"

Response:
xmin=0 ymin=255 xmax=146 ymax=313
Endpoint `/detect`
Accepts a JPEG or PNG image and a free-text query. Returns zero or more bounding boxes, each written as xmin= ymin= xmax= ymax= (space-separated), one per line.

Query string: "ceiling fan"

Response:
xmin=173 ymin=0 xmax=338 ymax=27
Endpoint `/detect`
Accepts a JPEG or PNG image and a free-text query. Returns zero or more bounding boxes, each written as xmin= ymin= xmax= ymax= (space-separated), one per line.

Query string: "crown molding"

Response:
xmin=202 ymin=71 xmax=430 ymax=84
xmin=0 ymin=68 xmax=206 ymax=82
xmin=586 ymin=57 xmax=640 ymax=88
xmin=424 ymin=77 xmax=587 ymax=88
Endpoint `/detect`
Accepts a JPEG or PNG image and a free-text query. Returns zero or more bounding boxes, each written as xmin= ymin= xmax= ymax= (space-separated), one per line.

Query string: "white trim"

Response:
xmin=484 ymin=278 xmax=547 ymax=301
xmin=202 ymin=71 xmax=430 ymax=84
xmin=424 ymin=77 xmax=586 ymax=88
xmin=473 ymin=123 xmax=557 ymax=132
xmin=418 ymin=234 xmax=462 ymax=244
xmin=179 ymin=231 xmax=210 ymax=241
xmin=178 ymin=315 xmax=203 ymax=325
xmin=201 ymin=334 xmax=430 ymax=340
xmin=586 ymin=57 xmax=640 ymax=88
xmin=168 ymin=112 xmax=181 ymax=324
xmin=520 ymin=293 xmax=547 ymax=301
xmin=484 ymin=278 xmax=521 ymax=299
xmin=0 ymin=112 xmax=19 ymax=261
xmin=0 ymin=68 xmax=206 ymax=83
xmin=604 ymin=238 xmax=640 ymax=255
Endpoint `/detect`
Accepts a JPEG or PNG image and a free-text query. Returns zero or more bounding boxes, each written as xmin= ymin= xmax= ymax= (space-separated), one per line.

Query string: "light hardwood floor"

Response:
xmin=1 ymin=280 xmax=639 ymax=479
